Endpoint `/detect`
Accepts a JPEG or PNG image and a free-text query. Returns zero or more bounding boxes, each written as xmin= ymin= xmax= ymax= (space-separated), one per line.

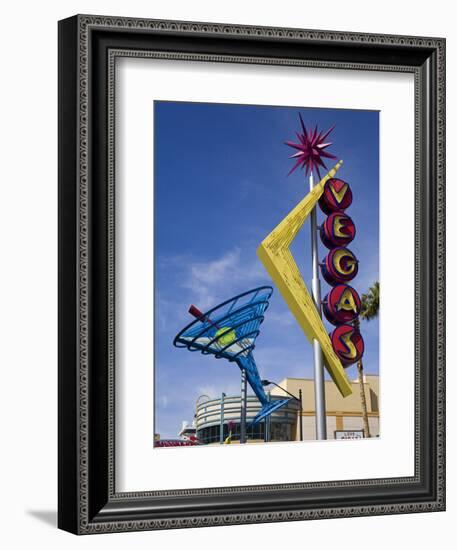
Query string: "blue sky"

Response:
xmin=154 ymin=101 xmax=379 ymax=439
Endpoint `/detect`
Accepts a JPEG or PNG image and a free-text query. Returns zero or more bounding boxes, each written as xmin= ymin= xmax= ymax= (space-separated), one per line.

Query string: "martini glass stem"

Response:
xmin=309 ymin=172 xmax=327 ymax=440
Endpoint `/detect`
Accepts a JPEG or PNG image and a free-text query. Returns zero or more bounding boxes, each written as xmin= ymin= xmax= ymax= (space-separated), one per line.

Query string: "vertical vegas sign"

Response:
xmin=320 ymin=179 xmax=365 ymax=367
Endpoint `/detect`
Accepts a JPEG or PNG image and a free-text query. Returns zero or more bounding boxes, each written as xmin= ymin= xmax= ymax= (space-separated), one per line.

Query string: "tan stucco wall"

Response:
xmin=273 ymin=376 xmax=380 ymax=439
xmin=271 ymin=376 xmax=379 ymax=414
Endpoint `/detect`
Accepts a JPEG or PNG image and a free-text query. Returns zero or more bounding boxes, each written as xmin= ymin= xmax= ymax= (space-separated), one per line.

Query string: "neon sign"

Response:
xmin=257 ymin=162 xmax=353 ymax=397
xmin=320 ymin=178 xmax=364 ymax=367
xmin=318 ymin=177 xmax=353 ymax=214
xmin=322 ymin=284 xmax=361 ymax=325
xmin=320 ymin=212 xmax=356 ymax=248
xmin=331 ymin=325 xmax=365 ymax=366
xmin=321 ymin=247 xmax=359 ymax=285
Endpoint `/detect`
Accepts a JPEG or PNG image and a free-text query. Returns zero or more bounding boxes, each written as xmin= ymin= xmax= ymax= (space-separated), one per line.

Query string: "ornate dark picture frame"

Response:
xmin=58 ymin=14 xmax=445 ymax=534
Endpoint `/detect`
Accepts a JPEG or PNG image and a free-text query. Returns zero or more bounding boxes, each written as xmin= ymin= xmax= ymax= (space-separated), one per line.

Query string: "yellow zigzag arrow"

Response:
xmin=256 ymin=160 xmax=352 ymax=397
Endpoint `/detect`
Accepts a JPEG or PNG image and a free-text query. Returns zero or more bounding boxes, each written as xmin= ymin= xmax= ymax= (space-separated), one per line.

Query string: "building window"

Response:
xmin=197 ymin=422 xmax=267 ymax=444
xmin=270 ymin=422 xmax=291 ymax=441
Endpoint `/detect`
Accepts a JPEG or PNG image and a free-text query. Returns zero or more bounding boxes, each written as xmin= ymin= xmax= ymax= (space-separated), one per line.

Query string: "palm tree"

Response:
xmin=361 ymin=281 xmax=379 ymax=322
xmin=354 ymin=282 xmax=379 ymax=437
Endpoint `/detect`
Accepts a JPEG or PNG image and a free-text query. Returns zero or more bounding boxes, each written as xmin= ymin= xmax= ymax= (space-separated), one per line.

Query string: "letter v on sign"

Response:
xmin=256 ymin=160 xmax=352 ymax=397
xmin=330 ymin=180 xmax=349 ymax=204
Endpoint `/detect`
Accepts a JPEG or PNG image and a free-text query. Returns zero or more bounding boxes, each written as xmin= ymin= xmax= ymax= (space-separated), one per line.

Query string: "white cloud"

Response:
xmin=159 ymin=395 xmax=169 ymax=408
xmin=180 ymin=247 xmax=266 ymax=310
xmin=266 ymin=310 xmax=295 ymax=327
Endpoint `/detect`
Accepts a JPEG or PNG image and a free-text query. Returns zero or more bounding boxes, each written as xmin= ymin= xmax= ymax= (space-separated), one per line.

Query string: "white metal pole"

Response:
xmin=240 ymin=369 xmax=247 ymax=444
xmin=309 ymin=172 xmax=327 ymax=440
xmin=220 ymin=392 xmax=226 ymax=444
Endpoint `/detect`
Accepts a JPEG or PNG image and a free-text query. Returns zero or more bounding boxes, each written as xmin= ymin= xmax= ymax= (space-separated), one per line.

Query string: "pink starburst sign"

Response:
xmin=285 ymin=113 xmax=337 ymax=178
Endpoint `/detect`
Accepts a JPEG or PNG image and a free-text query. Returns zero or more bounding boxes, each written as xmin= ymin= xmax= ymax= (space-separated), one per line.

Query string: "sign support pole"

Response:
xmin=309 ymin=172 xmax=327 ymax=440
xmin=298 ymin=388 xmax=304 ymax=441
xmin=220 ymin=392 xmax=226 ymax=443
xmin=240 ymin=369 xmax=247 ymax=444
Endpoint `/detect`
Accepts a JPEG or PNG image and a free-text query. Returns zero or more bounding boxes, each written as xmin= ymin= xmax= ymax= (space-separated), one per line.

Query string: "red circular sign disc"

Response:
xmin=320 ymin=211 xmax=356 ymax=249
xmin=323 ymin=284 xmax=361 ymax=325
xmin=321 ymin=247 xmax=359 ymax=286
xmin=319 ymin=178 xmax=353 ymax=214
xmin=331 ymin=324 xmax=364 ymax=366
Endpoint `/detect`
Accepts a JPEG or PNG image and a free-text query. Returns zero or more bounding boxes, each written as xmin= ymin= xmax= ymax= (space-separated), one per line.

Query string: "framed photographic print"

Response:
xmin=58 ymin=14 xmax=445 ymax=534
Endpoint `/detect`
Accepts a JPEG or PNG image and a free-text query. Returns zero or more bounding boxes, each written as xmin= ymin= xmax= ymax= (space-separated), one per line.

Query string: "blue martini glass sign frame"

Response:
xmin=173 ymin=287 xmax=291 ymax=443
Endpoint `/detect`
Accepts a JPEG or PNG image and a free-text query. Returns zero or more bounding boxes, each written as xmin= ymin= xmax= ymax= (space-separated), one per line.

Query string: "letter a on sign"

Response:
xmin=338 ymin=288 xmax=358 ymax=313
xmin=257 ymin=161 xmax=352 ymax=397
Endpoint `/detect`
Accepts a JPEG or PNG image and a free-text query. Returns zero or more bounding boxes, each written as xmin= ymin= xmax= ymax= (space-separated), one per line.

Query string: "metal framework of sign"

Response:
xmin=256 ymin=161 xmax=353 ymax=398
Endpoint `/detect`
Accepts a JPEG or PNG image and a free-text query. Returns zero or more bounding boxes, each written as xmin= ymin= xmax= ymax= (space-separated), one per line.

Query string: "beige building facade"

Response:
xmin=194 ymin=375 xmax=379 ymax=443
xmin=270 ymin=375 xmax=379 ymax=440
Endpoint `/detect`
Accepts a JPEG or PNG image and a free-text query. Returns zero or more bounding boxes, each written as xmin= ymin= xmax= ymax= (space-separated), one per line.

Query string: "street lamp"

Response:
xmin=261 ymin=380 xmax=303 ymax=442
